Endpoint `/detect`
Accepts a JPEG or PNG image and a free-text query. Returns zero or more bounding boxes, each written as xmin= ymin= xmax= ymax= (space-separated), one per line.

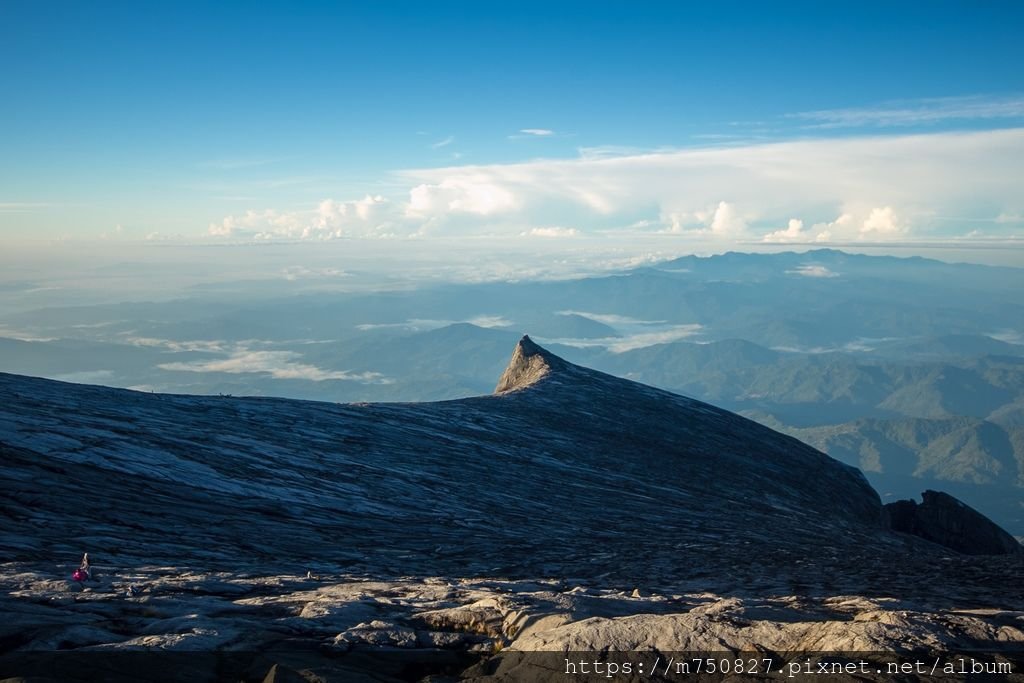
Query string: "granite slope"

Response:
xmin=0 ymin=336 xmax=888 ymax=582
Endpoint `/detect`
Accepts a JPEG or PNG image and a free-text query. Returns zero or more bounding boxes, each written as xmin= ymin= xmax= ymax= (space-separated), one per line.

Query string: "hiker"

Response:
xmin=72 ymin=552 xmax=93 ymax=583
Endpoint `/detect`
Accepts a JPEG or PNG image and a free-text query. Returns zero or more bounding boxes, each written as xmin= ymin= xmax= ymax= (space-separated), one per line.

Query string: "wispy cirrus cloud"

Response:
xmin=509 ymin=128 xmax=557 ymax=139
xmin=791 ymin=94 xmax=1024 ymax=129
xmin=431 ymin=135 xmax=455 ymax=149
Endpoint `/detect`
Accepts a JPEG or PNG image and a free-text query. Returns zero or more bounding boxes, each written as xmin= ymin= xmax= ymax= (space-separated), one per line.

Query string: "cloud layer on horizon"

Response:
xmin=208 ymin=128 xmax=1024 ymax=246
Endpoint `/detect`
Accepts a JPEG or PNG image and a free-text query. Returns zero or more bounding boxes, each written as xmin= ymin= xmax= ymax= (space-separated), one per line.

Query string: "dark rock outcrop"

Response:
xmin=885 ymin=490 xmax=1024 ymax=555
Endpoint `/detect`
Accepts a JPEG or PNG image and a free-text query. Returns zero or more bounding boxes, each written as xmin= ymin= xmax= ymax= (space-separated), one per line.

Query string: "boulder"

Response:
xmin=884 ymin=490 xmax=1023 ymax=555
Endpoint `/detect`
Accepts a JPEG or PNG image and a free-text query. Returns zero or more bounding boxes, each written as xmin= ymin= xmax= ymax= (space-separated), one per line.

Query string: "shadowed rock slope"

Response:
xmin=0 ymin=337 xmax=1016 ymax=597
xmin=2 ymin=338 xmax=1023 ymax=681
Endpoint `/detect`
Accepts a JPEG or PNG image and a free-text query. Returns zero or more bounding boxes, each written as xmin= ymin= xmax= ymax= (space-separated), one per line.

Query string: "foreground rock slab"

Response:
xmin=1 ymin=563 xmax=1023 ymax=681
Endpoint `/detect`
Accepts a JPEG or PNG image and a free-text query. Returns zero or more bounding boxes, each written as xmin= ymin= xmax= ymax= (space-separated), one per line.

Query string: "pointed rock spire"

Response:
xmin=494 ymin=335 xmax=562 ymax=394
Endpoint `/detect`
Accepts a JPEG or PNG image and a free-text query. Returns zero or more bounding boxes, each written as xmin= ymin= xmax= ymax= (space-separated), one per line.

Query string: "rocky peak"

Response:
xmin=494 ymin=335 xmax=564 ymax=394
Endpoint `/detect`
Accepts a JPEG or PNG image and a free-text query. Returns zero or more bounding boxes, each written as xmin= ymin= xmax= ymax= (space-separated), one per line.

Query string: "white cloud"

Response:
xmin=709 ymin=201 xmax=746 ymax=235
xmin=785 ymin=264 xmax=839 ymax=278
xmin=541 ymin=324 xmax=703 ymax=353
xmin=125 ymin=337 xmax=229 ymax=353
xmin=809 ymin=213 xmax=853 ymax=241
xmin=208 ymin=128 xmax=1024 ymax=246
xmin=761 ymin=210 xmax=899 ymax=244
xmin=314 ymin=195 xmax=393 ymax=236
xmin=406 ymin=177 xmax=517 ymax=218
xmin=556 ymin=311 xmax=667 ymax=326
xmin=158 ymin=350 xmax=390 ymax=383
xmin=356 ymin=320 xmax=447 ymax=331
xmin=356 ymin=315 xmax=513 ymax=331
xmin=989 ymin=330 xmax=1024 ymax=345
xmin=523 ymin=226 xmax=580 ymax=237
xmin=466 ymin=315 xmax=513 ymax=328
xmin=210 ymin=195 xmax=397 ymax=240
xmin=431 ymin=136 xmax=455 ymax=149
xmin=519 ymin=129 xmax=555 ymax=136
xmin=860 ymin=206 xmax=904 ymax=238
xmin=208 ymin=208 xmax=302 ymax=238
xmin=399 ymin=129 xmax=1024 ymax=240
xmin=762 ymin=218 xmax=805 ymax=242
xmin=664 ymin=201 xmax=749 ymax=236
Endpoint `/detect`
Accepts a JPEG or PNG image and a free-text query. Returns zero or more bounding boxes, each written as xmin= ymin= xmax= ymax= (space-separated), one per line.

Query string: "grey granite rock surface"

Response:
xmin=1 ymin=337 xmax=1021 ymax=681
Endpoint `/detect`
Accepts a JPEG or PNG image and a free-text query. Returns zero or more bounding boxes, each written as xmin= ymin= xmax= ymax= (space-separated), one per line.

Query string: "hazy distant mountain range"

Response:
xmin=1 ymin=249 xmax=1022 ymax=534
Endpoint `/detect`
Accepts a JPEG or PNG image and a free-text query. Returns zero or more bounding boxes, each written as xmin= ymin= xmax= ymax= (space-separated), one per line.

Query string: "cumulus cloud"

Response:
xmin=210 ymin=195 xmax=396 ymax=240
xmin=760 ymin=209 xmax=907 ymax=243
xmin=313 ymin=195 xmax=393 ymax=236
xmin=860 ymin=206 xmax=904 ymax=238
xmin=406 ymin=177 xmax=517 ymax=218
xmin=664 ymin=201 xmax=749 ymax=236
xmin=709 ymin=201 xmax=747 ymax=235
xmin=208 ymin=209 xmax=302 ymax=238
xmin=399 ymin=129 xmax=1024 ymax=240
xmin=208 ymin=128 xmax=1024 ymax=245
xmin=762 ymin=219 xmax=805 ymax=242
xmin=158 ymin=350 xmax=390 ymax=383
xmin=809 ymin=213 xmax=853 ymax=241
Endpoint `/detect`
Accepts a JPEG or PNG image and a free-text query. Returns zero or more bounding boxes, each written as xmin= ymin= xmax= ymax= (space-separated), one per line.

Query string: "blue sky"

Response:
xmin=2 ymin=1 xmax=1023 ymax=260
